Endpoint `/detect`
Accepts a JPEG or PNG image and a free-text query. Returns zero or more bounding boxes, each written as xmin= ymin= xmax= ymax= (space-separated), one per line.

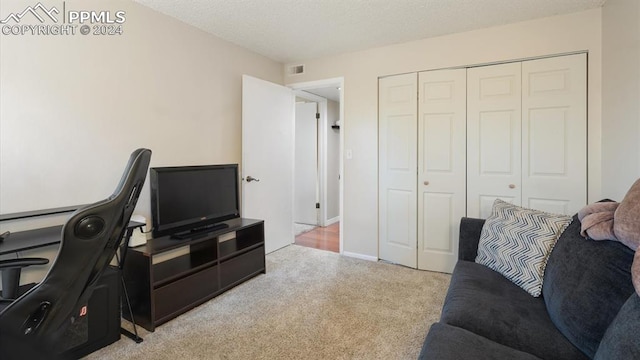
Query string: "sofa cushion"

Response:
xmin=594 ymin=294 xmax=640 ymax=359
xmin=475 ymin=199 xmax=572 ymax=297
xmin=440 ymin=260 xmax=588 ymax=360
xmin=419 ymin=322 xmax=542 ymax=360
xmin=543 ymin=214 xmax=635 ymax=358
xmin=458 ymin=217 xmax=486 ymax=261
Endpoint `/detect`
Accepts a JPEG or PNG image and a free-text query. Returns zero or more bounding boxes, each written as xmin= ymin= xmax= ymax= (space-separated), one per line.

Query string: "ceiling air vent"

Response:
xmin=288 ymin=64 xmax=305 ymax=75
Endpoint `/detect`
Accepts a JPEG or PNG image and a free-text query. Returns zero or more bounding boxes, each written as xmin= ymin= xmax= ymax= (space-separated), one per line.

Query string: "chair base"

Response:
xmin=60 ymin=266 xmax=121 ymax=358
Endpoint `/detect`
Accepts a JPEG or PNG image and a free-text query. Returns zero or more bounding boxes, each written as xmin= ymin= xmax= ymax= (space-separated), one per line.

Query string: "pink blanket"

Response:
xmin=577 ymin=178 xmax=640 ymax=252
xmin=614 ymin=178 xmax=640 ymax=251
xmin=578 ymin=202 xmax=619 ymax=241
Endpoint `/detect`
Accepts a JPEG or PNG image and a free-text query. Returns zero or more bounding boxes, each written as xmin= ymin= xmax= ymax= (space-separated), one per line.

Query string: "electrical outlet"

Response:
xmin=346 ymin=149 xmax=353 ymax=159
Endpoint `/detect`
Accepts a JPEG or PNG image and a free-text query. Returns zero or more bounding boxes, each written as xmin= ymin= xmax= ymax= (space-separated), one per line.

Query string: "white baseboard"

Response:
xmin=324 ymin=216 xmax=340 ymax=226
xmin=342 ymin=251 xmax=378 ymax=262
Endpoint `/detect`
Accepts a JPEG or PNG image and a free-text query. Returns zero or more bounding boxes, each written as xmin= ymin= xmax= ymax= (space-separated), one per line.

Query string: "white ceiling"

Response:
xmin=303 ymin=87 xmax=341 ymax=102
xmin=133 ymin=0 xmax=606 ymax=64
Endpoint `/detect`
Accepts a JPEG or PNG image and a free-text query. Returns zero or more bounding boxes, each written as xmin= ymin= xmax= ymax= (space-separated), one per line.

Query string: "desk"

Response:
xmin=0 ymin=226 xmax=62 ymax=256
xmin=0 ymin=221 xmax=146 ymax=344
xmin=0 ymin=221 xmax=145 ymax=255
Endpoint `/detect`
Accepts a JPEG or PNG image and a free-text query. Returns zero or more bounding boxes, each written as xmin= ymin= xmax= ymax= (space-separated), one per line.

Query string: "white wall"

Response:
xmin=601 ymin=0 xmax=640 ymax=200
xmin=0 ymin=0 xmax=282 ymax=225
xmin=285 ymin=9 xmax=603 ymax=258
xmin=0 ymin=0 xmax=282 ymax=284
xmin=326 ymin=99 xmax=340 ymax=222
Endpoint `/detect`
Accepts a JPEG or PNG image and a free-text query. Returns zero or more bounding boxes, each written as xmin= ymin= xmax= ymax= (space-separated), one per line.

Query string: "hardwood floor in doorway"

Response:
xmin=294 ymin=222 xmax=339 ymax=253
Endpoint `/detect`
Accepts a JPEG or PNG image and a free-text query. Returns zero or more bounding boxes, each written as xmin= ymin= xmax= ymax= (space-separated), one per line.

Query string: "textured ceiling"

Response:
xmin=133 ymin=0 xmax=606 ymax=63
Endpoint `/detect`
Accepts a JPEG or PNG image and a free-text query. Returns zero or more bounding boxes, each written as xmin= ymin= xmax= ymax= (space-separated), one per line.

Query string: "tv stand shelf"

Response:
xmin=122 ymin=218 xmax=265 ymax=331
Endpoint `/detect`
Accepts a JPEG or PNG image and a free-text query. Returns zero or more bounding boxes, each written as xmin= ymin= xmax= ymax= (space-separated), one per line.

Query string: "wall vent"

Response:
xmin=288 ymin=64 xmax=305 ymax=75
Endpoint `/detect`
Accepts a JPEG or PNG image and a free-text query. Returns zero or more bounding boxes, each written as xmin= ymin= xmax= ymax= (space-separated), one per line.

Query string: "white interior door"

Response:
xmin=294 ymin=101 xmax=319 ymax=225
xmin=467 ymin=62 xmax=522 ymax=218
xmin=417 ymin=69 xmax=466 ymax=273
xmin=379 ymin=73 xmax=418 ymax=268
xmin=521 ymin=54 xmax=587 ymax=215
xmin=242 ymin=75 xmax=294 ymax=253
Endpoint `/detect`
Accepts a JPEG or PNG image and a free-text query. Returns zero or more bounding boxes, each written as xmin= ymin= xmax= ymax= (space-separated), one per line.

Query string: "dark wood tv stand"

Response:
xmin=122 ymin=218 xmax=265 ymax=331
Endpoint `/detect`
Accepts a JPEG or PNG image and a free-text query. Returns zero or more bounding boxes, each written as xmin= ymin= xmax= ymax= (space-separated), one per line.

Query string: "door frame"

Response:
xmin=289 ymin=77 xmax=344 ymax=253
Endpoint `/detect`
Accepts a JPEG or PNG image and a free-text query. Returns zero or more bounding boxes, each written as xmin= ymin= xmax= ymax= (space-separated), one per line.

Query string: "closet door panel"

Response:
xmin=417 ymin=69 xmax=466 ymax=273
xmin=467 ymin=62 xmax=522 ymax=218
xmin=379 ymin=73 xmax=418 ymax=268
xmin=522 ymin=54 xmax=587 ymax=215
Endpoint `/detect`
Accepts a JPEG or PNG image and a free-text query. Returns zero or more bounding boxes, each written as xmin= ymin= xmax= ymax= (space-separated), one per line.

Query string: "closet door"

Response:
xmin=379 ymin=73 xmax=418 ymax=268
xmin=521 ymin=54 xmax=587 ymax=215
xmin=467 ymin=62 xmax=522 ymax=218
xmin=417 ymin=69 xmax=466 ymax=273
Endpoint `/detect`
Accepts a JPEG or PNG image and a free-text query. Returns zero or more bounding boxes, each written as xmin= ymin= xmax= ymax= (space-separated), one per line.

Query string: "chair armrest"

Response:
xmin=458 ymin=217 xmax=485 ymax=261
xmin=0 ymin=258 xmax=49 ymax=300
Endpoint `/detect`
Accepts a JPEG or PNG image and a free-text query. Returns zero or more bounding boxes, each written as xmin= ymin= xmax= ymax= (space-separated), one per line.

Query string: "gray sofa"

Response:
xmin=419 ymin=214 xmax=640 ymax=360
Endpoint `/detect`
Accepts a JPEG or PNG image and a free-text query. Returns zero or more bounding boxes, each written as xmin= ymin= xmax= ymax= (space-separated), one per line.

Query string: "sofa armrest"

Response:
xmin=458 ymin=217 xmax=485 ymax=261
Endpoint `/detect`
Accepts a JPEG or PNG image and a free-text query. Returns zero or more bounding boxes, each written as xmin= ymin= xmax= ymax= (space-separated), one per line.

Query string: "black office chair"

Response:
xmin=0 ymin=148 xmax=151 ymax=360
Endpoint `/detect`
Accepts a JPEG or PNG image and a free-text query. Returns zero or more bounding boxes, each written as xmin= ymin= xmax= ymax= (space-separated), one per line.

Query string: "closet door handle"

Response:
xmin=423 ymin=181 xmax=430 ymax=186
xmin=509 ymin=184 xmax=516 ymax=189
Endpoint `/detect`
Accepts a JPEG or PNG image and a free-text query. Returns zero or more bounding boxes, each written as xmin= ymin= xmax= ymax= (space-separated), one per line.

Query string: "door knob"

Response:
xmin=423 ymin=181 xmax=430 ymax=186
xmin=509 ymin=184 xmax=516 ymax=189
xmin=245 ymin=176 xmax=260 ymax=182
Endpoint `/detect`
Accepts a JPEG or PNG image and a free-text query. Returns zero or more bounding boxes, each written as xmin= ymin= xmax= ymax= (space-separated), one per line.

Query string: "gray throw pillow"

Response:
xmin=476 ymin=199 xmax=572 ymax=297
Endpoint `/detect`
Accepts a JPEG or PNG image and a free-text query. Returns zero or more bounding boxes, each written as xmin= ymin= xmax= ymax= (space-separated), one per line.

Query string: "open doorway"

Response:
xmin=290 ymin=80 xmax=343 ymax=253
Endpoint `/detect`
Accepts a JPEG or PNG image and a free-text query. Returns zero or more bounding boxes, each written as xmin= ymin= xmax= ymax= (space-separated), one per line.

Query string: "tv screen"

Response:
xmin=150 ymin=164 xmax=240 ymax=238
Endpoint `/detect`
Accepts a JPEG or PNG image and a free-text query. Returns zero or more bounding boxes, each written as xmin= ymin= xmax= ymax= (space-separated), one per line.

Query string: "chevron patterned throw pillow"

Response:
xmin=475 ymin=199 xmax=573 ymax=297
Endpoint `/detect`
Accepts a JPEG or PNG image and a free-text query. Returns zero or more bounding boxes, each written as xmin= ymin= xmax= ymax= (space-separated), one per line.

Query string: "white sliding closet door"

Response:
xmin=379 ymin=73 xmax=418 ymax=268
xmin=468 ymin=54 xmax=587 ymax=218
xmin=379 ymin=53 xmax=587 ymax=270
xmin=521 ymin=54 xmax=587 ymax=215
xmin=467 ymin=62 xmax=522 ymax=218
xmin=417 ymin=69 xmax=466 ymax=273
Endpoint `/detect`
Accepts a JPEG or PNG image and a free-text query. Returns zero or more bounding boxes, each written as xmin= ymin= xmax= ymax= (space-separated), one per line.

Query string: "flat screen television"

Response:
xmin=150 ymin=164 xmax=240 ymax=239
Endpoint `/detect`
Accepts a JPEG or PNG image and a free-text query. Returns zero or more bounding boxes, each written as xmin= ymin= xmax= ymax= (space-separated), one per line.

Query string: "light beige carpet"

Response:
xmin=86 ymin=245 xmax=451 ymax=360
